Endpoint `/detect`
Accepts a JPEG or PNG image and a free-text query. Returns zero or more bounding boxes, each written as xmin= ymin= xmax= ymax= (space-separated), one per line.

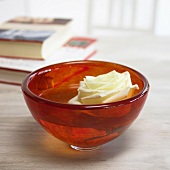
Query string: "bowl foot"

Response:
xmin=70 ymin=145 xmax=99 ymax=151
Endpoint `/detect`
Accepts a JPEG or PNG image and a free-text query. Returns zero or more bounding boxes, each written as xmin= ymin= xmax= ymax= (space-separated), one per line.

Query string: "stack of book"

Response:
xmin=0 ymin=16 xmax=97 ymax=85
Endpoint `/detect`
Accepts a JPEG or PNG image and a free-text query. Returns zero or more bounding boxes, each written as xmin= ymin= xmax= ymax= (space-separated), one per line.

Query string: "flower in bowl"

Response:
xmin=21 ymin=60 xmax=149 ymax=151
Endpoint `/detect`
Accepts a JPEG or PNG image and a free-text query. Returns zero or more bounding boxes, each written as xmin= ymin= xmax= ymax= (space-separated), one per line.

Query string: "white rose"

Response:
xmin=68 ymin=70 xmax=139 ymax=105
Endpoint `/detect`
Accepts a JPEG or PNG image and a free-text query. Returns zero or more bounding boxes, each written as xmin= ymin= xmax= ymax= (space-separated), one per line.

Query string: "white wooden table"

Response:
xmin=0 ymin=35 xmax=170 ymax=170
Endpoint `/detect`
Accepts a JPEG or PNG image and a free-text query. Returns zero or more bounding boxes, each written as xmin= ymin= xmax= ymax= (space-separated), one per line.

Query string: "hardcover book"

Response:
xmin=0 ymin=36 xmax=97 ymax=85
xmin=0 ymin=16 xmax=73 ymax=60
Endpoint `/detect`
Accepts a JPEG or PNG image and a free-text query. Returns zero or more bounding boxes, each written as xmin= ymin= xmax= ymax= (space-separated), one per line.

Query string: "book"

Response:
xmin=0 ymin=36 xmax=97 ymax=85
xmin=0 ymin=16 xmax=73 ymax=60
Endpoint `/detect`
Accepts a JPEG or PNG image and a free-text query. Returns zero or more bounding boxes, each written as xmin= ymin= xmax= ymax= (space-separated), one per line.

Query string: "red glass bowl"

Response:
xmin=21 ymin=60 xmax=149 ymax=151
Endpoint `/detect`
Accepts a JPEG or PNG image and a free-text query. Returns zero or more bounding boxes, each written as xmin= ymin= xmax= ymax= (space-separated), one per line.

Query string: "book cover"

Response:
xmin=0 ymin=29 xmax=54 ymax=43
xmin=6 ymin=16 xmax=72 ymax=26
xmin=0 ymin=36 xmax=97 ymax=85
xmin=0 ymin=16 xmax=72 ymax=30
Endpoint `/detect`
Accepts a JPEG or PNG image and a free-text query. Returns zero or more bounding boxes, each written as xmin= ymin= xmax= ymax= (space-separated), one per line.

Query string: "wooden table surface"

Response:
xmin=0 ymin=35 xmax=170 ymax=170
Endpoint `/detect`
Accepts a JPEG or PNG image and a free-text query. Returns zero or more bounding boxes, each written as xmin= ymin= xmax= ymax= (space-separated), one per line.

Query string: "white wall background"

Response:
xmin=27 ymin=0 xmax=89 ymax=35
xmin=154 ymin=0 xmax=170 ymax=36
xmin=0 ymin=0 xmax=170 ymax=36
xmin=0 ymin=0 xmax=26 ymax=22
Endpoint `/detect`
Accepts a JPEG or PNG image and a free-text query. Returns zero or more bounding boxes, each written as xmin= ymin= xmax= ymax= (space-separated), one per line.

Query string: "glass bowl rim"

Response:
xmin=21 ymin=60 xmax=149 ymax=110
